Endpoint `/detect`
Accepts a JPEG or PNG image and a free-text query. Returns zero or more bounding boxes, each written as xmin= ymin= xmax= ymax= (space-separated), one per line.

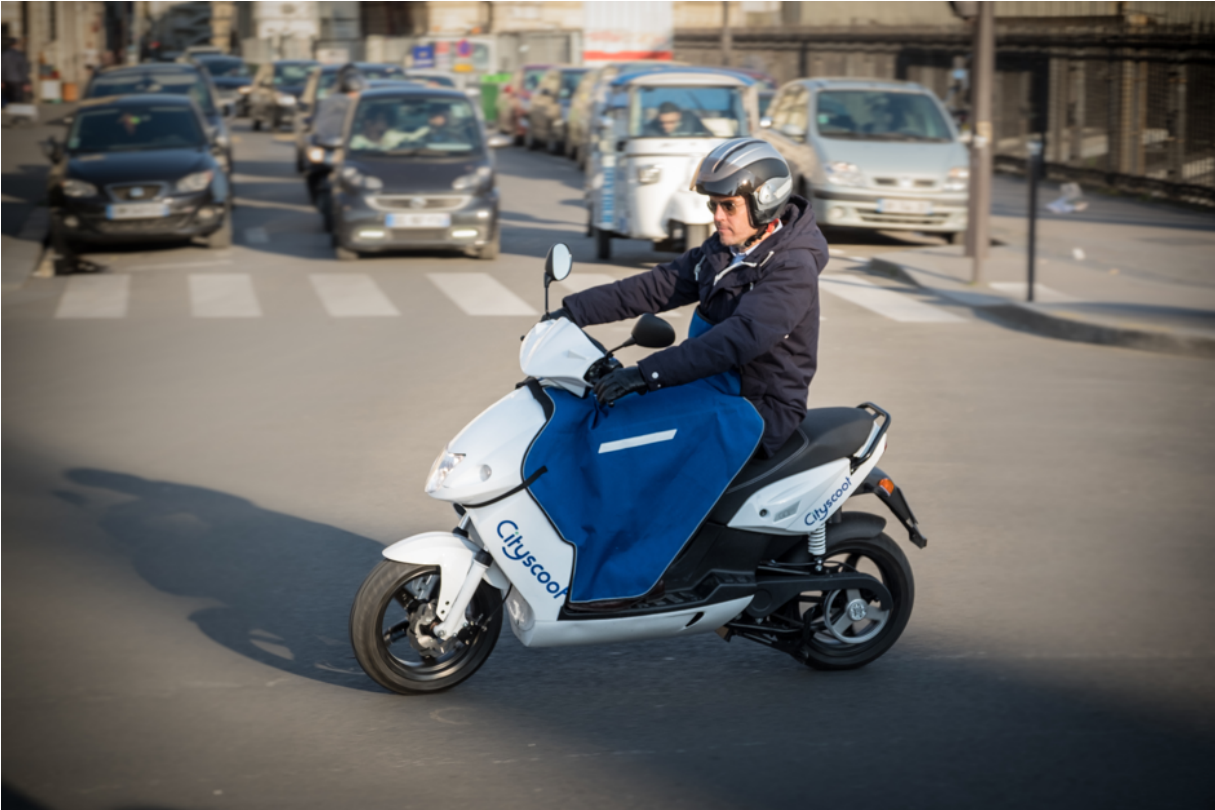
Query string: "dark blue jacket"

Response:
xmin=563 ymin=195 xmax=828 ymax=456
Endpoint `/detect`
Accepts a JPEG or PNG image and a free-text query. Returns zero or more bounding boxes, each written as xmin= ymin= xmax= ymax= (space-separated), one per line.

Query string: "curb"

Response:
xmin=869 ymin=256 xmax=1215 ymax=360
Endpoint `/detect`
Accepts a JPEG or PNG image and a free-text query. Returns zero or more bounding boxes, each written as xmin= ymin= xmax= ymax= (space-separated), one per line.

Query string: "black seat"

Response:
xmin=708 ymin=407 xmax=876 ymax=524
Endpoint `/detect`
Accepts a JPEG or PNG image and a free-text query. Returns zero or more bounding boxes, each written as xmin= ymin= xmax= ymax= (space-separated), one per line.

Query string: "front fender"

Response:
xmin=382 ymin=532 xmax=510 ymax=619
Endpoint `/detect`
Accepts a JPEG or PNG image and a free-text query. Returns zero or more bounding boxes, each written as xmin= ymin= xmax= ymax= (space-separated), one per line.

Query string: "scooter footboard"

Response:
xmin=382 ymin=532 xmax=510 ymax=621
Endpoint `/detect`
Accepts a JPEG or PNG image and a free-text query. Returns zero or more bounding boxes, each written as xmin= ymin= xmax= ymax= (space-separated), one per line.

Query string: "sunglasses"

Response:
xmin=706 ymin=199 xmax=742 ymax=215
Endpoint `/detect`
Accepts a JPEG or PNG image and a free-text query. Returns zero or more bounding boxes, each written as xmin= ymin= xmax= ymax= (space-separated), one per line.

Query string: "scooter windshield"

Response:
xmin=523 ymin=372 xmax=763 ymax=604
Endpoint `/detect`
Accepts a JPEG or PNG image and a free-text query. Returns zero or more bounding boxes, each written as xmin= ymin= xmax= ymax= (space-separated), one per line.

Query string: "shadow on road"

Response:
xmin=61 ymin=468 xmax=386 ymax=693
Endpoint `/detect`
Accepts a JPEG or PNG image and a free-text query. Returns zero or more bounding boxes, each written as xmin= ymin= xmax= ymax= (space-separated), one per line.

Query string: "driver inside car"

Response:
xmin=349 ymin=107 xmax=408 ymax=151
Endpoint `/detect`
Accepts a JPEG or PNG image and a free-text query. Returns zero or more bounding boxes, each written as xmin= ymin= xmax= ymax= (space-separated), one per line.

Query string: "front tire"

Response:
xmin=350 ymin=561 xmax=503 ymax=694
xmin=791 ymin=532 xmax=914 ymax=671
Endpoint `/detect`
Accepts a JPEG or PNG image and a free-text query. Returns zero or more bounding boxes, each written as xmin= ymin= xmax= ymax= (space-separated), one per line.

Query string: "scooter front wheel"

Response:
xmin=350 ymin=560 xmax=503 ymax=694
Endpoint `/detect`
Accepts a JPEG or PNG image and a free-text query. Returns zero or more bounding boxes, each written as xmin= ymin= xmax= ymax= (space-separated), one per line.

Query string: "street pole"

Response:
xmin=965 ymin=1 xmax=994 ymax=284
xmin=1026 ymin=137 xmax=1042 ymax=303
xmin=721 ymin=2 xmax=732 ymax=68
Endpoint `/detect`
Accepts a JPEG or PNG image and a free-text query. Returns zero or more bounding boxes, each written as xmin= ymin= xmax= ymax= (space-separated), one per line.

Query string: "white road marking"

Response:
xmin=129 ymin=260 xmax=233 ymax=272
xmin=310 ymin=274 xmax=400 ymax=317
xmin=819 ymin=276 xmax=965 ymax=323
xmin=55 ymin=275 xmax=130 ymax=319
xmin=189 ymin=274 xmax=262 ymax=318
xmin=988 ymin=282 xmax=1076 ymax=303
xmin=244 ymin=227 xmax=269 ymax=244
xmin=428 ymin=273 xmax=538 ymax=316
xmin=599 ymin=429 xmax=678 ymax=454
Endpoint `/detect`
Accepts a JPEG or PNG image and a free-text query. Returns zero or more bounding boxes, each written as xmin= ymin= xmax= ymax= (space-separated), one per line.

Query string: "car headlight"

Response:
xmin=943 ymin=166 xmax=969 ymax=191
xmin=276 ymin=92 xmax=296 ymax=106
xmin=824 ymin=161 xmax=866 ymax=187
xmin=424 ymin=449 xmax=465 ymax=494
xmin=452 ymin=165 xmax=492 ymax=191
xmin=176 ymin=170 xmax=213 ymax=193
xmin=307 ymin=145 xmax=327 ymax=164
xmin=637 ymin=165 xmax=662 ymax=185
xmin=61 ymin=179 xmax=99 ymax=198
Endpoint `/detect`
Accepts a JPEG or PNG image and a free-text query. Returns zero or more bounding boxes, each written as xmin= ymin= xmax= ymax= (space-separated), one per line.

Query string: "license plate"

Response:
xmin=107 ymin=202 xmax=169 ymax=220
xmin=387 ymin=213 xmax=451 ymax=228
xmin=876 ymin=199 xmax=932 ymax=215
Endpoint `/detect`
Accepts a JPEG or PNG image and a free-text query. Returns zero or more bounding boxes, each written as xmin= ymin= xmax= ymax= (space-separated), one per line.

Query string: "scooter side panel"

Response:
xmin=468 ymin=493 xmax=574 ymax=624
xmin=516 ymin=596 xmax=754 ymax=648
xmin=429 ymin=386 xmax=546 ymax=504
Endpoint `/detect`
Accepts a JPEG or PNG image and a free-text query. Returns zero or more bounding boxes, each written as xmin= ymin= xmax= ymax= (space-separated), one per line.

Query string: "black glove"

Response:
xmin=542 ymin=307 xmax=573 ymax=323
xmin=594 ymin=366 xmax=647 ymax=406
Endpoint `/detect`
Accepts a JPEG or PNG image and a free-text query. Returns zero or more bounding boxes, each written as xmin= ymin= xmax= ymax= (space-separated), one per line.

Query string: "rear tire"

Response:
xmin=594 ymin=226 xmax=611 ymax=260
xmin=350 ymin=561 xmax=503 ymax=694
xmin=792 ymin=532 xmax=914 ymax=671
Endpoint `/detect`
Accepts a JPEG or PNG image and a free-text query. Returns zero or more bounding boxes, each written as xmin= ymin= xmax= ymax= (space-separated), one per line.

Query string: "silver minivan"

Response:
xmin=760 ymin=78 xmax=969 ymax=242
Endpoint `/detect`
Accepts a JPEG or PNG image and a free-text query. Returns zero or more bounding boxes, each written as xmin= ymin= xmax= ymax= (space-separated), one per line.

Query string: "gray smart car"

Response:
xmin=760 ymin=78 xmax=969 ymax=242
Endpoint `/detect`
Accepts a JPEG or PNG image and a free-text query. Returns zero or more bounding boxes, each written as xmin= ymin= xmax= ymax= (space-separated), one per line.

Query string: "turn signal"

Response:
xmin=878 ymin=478 xmax=895 ymax=495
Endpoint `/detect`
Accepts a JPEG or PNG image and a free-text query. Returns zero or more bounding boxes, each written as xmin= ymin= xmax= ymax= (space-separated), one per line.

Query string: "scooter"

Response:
xmin=350 ymin=244 xmax=928 ymax=694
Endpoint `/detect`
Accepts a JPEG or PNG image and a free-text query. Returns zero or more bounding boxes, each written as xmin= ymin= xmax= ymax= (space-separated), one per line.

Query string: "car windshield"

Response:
xmin=560 ymin=70 xmax=587 ymax=98
xmin=347 ymin=97 xmax=481 ymax=155
xmin=816 ymin=90 xmax=953 ymax=142
xmin=274 ymin=63 xmax=315 ymax=86
xmin=630 ymin=86 xmax=747 ymax=138
xmin=197 ymin=57 xmax=248 ymax=78
xmin=68 ymin=105 xmax=207 ymax=153
xmin=89 ymin=72 xmax=216 ymax=115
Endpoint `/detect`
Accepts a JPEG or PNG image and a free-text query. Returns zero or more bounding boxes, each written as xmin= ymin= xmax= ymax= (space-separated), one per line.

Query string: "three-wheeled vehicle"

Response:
xmin=585 ymin=68 xmax=758 ymax=260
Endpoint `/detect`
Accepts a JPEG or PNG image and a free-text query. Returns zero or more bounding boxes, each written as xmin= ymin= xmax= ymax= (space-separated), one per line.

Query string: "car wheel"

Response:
xmin=476 ymin=227 xmax=500 ymax=260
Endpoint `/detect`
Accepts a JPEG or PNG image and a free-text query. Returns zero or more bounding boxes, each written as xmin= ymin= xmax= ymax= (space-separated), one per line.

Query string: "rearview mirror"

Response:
xmin=545 ymin=243 xmax=572 ymax=284
xmin=631 ymin=313 xmax=675 ymax=349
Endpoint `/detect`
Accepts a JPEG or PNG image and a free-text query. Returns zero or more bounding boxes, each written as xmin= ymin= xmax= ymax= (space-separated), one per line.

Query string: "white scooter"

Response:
xmin=350 ymin=244 xmax=928 ymax=694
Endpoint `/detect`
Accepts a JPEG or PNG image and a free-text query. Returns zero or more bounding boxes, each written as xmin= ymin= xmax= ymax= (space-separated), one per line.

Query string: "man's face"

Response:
xmin=658 ymin=111 xmax=681 ymax=134
xmin=365 ymin=113 xmax=389 ymax=141
xmin=428 ymin=111 xmax=447 ymax=128
xmin=709 ymin=194 xmax=759 ymax=247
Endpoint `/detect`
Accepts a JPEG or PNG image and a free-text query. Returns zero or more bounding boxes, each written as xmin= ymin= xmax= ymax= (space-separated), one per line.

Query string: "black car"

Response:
xmin=43 ymin=94 xmax=232 ymax=250
xmin=84 ymin=63 xmax=233 ymax=172
xmin=328 ymin=87 xmax=501 ymax=261
xmin=248 ymin=59 xmax=318 ymax=132
xmin=190 ymin=54 xmax=253 ymax=116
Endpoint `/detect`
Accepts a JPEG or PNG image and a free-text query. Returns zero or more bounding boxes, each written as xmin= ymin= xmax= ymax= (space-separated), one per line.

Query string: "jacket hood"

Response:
xmin=67 ymin=148 xmax=213 ymax=185
xmin=345 ymin=154 xmax=488 ymax=193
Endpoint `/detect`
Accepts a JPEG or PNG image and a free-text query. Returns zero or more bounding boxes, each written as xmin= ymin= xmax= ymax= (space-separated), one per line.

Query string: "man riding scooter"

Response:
xmin=553 ymin=138 xmax=829 ymax=457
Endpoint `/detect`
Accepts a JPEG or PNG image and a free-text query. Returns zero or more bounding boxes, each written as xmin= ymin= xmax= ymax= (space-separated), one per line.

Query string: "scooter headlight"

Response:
xmin=425 ymin=449 xmax=465 ymax=494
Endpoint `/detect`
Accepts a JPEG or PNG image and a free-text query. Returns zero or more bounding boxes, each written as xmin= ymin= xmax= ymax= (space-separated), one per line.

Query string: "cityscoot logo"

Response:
xmin=804 ymin=476 xmax=852 ymax=527
xmin=498 ymin=521 xmax=568 ymax=599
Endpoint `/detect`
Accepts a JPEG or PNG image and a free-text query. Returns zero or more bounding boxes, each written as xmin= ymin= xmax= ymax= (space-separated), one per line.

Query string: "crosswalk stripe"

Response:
xmin=310 ymin=274 xmax=400 ymax=317
xmin=190 ymin=274 xmax=263 ymax=318
xmin=55 ymin=275 xmax=130 ymax=319
xmin=553 ymin=273 xmax=617 ymax=295
xmin=427 ymin=273 xmax=538 ymax=316
xmin=820 ymin=276 xmax=965 ymax=323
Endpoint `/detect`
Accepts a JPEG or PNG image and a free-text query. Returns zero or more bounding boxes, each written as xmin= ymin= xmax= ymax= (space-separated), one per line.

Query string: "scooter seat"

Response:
xmin=708 ymin=407 xmax=876 ymax=524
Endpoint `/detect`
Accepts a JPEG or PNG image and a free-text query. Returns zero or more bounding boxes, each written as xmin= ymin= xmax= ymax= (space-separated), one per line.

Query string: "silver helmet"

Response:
xmin=692 ymin=138 xmax=793 ymax=228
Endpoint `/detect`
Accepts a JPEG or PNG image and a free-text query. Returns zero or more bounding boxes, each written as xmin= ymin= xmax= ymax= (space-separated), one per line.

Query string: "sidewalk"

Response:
xmin=868 ymin=175 xmax=1215 ymax=358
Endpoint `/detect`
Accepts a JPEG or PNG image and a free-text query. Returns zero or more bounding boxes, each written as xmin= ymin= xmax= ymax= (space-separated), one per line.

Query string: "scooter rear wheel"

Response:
xmin=350 ymin=560 xmax=503 ymax=694
xmin=791 ymin=532 xmax=914 ymax=671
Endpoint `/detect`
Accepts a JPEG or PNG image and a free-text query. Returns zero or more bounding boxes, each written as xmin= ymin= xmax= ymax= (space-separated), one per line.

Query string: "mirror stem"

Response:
xmin=543 ymin=280 xmax=550 ymax=316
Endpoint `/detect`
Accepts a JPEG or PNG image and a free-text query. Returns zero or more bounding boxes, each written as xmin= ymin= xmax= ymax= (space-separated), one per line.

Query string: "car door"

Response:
xmin=764 ymin=84 xmax=813 ymax=195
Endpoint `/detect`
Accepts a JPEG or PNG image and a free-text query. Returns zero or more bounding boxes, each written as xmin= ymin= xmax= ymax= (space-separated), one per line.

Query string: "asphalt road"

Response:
xmin=4 ymin=119 xmax=1215 ymax=810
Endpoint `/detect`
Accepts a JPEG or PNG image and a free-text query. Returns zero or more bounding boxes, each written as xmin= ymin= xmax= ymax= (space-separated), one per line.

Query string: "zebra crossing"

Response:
xmin=44 ymin=269 xmax=967 ymax=324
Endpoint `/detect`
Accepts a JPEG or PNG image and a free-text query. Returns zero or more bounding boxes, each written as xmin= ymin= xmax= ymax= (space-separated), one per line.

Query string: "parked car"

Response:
xmin=525 ymin=66 xmax=589 ymax=153
xmin=294 ymin=62 xmax=407 ymax=171
xmin=759 ymin=78 xmax=969 ymax=242
xmin=494 ymin=63 xmax=553 ymax=144
xmin=84 ymin=62 xmax=233 ymax=172
xmin=564 ymin=60 xmax=686 ymax=167
xmin=190 ymin=54 xmax=252 ymax=116
xmin=43 ymin=94 xmax=232 ymax=251
xmin=327 ymin=85 xmax=502 ymax=261
xmin=248 ymin=59 xmax=319 ymax=131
